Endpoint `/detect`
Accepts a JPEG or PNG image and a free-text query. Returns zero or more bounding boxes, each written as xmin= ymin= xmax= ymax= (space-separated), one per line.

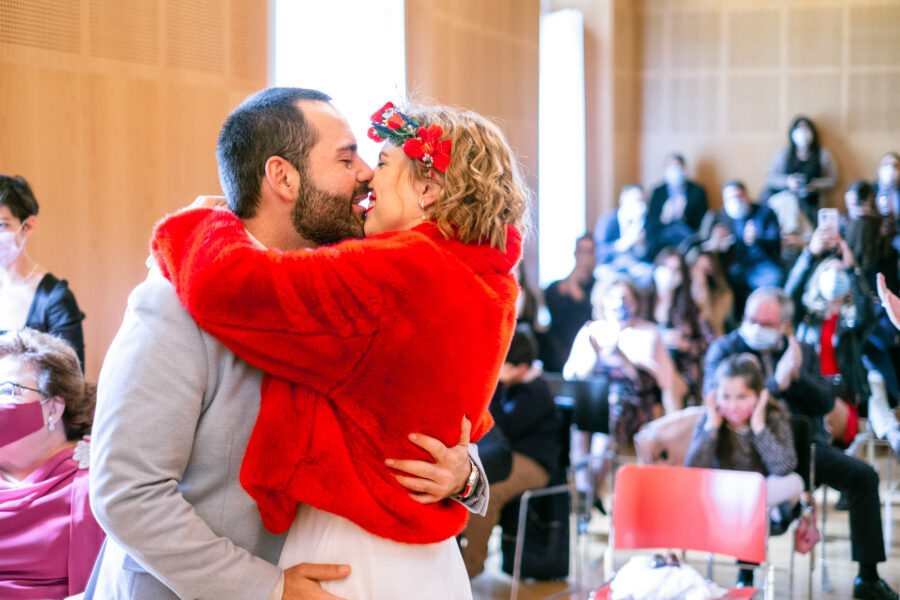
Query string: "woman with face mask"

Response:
xmin=563 ymin=277 xmax=685 ymax=513
xmin=0 ymin=176 xmax=84 ymax=370
xmin=784 ymin=226 xmax=882 ymax=450
xmin=0 ymin=328 xmax=104 ymax=598
xmin=648 ymin=247 xmax=715 ymax=407
xmin=765 ymin=115 xmax=838 ymax=227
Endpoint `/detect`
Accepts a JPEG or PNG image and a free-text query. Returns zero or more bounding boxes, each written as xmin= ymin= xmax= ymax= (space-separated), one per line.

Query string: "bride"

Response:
xmin=152 ymin=100 xmax=529 ymax=598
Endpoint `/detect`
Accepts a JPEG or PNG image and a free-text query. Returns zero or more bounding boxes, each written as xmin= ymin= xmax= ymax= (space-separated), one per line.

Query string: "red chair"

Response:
xmin=594 ymin=464 xmax=769 ymax=600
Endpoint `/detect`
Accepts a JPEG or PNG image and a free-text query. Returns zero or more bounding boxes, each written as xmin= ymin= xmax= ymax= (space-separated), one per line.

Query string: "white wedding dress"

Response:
xmin=278 ymin=504 xmax=473 ymax=599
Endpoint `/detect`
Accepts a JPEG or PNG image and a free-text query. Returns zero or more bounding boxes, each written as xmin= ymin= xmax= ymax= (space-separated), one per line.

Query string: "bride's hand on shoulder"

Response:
xmin=181 ymin=195 xmax=228 ymax=213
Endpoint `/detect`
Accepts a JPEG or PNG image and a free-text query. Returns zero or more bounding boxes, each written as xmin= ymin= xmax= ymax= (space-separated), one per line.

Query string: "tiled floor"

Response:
xmin=470 ymin=448 xmax=900 ymax=600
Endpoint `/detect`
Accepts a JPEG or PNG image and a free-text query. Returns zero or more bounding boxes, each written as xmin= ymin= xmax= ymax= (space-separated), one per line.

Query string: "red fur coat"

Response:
xmin=151 ymin=208 xmax=521 ymax=543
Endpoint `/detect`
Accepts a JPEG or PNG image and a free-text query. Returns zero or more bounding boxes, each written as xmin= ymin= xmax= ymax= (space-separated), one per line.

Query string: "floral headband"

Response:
xmin=367 ymin=102 xmax=452 ymax=174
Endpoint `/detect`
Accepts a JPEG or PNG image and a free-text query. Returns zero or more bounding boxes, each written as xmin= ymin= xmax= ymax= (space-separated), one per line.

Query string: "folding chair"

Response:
xmin=593 ymin=464 xmax=770 ymax=600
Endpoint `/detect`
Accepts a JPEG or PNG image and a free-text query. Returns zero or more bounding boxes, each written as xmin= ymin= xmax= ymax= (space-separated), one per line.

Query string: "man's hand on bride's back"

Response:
xmin=384 ymin=417 xmax=472 ymax=504
xmin=282 ymin=563 xmax=351 ymax=600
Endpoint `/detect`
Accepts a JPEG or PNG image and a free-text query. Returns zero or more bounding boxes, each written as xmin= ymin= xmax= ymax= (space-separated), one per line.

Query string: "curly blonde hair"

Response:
xmin=0 ymin=329 xmax=95 ymax=440
xmin=398 ymin=103 xmax=530 ymax=250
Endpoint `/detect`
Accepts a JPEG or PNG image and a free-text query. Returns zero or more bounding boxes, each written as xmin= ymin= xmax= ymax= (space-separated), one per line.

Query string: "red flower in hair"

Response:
xmin=370 ymin=102 xmax=395 ymax=124
xmin=386 ymin=113 xmax=404 ymax=130
xmin=367 ymin=127 xmax=384 ymax=142
xmin=402 ymin=125 xmax=452 ymax=174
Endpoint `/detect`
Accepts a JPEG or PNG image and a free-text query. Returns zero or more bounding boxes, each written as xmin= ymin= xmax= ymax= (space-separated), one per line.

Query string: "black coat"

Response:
xmin=784 ymin=249 xmax=875 ymax=406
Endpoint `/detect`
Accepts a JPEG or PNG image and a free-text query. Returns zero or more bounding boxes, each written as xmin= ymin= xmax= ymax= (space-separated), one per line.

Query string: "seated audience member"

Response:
xmin=0 ymin=328 xmax=104 ymax=599
xmin=687 ymin=249 xmax=735 ymax=336
xmin=461 ymin=327 xmax=560 ymax=578
xmin=844 ymin=179 xmax=900 ymax=296
xmin=704 ymin=288 xmax=897 ymax=600
xmin=645 ymin=153 xmax=709 ymax=258
xmin=543 ymin=234 xmax=596 ymax=372
xmin=766 ymin=189 xmax=814 ymax=268
xmin=700 ymin=180 xmax=783 ymax=320
xmin=0 ymin=176 xmax=85 ymax=370
xmin=874 ymin=151 xmax=900 ymax=223
xmin=765 ymin=115 xmax=838 ymax=227
xmin=649 ymin=247 xmax=714 ymax=407
xmin=879 ymin=272 xmax=900 ymax=331
xmin=686 ymin=353 xmax=803 ymax=585
xmin=785 ymin=225 xmax=900 ymax=455
xmin=564 ymin=277 xmax=684 ymax=510
xmin=593 ymin=184 xmax=652 ymax=286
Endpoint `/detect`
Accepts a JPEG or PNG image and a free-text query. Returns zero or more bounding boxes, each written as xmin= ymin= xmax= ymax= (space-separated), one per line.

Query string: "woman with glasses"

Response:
xmin=0 ymin=328 xmax=104 ymax=599
xmin=0 ymin=175 xmax=85 ymax=370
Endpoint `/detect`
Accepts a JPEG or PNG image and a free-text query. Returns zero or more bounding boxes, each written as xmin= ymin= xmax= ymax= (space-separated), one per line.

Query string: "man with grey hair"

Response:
xmin=704 ymin=287 xmax=897 ymax=600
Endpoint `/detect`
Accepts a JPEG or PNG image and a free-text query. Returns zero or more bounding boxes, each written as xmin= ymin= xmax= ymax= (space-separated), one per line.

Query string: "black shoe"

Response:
xmin=853 ymin=577 xmax=900 ymax=600
xmin=594 ymin=497 xmax=607 ymax=515
xmin=768 ymin=501 xmax=794 ymax=536
xmin=835 ymin=493 xmax=850 ymax=511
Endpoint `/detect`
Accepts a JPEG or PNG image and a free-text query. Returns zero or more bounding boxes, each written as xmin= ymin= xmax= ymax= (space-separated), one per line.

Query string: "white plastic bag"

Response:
xmin=610 ymin=555 xmax=729 ymax=600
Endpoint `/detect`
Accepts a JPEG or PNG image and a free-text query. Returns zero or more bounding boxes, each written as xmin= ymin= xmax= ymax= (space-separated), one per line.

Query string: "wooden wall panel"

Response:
xmin=787 ymin=7 xmax=842 ymax=67
xmin=727 ymin=9 xmax=780 ymax=68
xmin=0 ymin=0 xmax=268 ymax=379
xmin=405 ymin=0 xmax=540 ymax=273
xmin=632 ymin=0 xmax=900 ymax=210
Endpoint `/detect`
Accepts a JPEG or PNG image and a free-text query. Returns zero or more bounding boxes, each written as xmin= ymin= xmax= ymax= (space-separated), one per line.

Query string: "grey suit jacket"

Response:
xmin=88 ymin=269 xmax=285 ymax=599
xmin=87 ymin=268 xmax=489 ymax=599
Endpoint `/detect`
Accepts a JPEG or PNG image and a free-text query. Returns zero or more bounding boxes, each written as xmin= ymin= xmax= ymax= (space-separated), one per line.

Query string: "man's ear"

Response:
xmin=263 ymin=156 xmax=298 ymax=203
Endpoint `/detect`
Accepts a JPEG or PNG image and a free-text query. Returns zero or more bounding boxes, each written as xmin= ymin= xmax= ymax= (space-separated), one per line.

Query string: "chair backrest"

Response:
xmin=544 ymin=372 xmax=610 ymax=434
xmin=789 ymin=414 xmax=813 ymax=490
xmin=612 ymin=464 xmax=767 ymax=564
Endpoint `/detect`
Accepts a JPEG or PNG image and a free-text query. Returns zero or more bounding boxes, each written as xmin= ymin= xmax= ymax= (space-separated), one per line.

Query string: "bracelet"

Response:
xmin=455 ymin=458 xmax=479 ymax=500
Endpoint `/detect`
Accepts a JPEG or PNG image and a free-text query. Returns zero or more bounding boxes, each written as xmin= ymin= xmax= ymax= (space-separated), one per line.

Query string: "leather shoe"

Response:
xmin=853 ymin=577 xmax=899 ymax=600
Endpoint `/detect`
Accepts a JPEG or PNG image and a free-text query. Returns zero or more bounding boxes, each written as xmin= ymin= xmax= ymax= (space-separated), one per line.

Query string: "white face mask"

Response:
xmin=879 ymin=164 xmax=898 ymax=188
xmin=0 ymin=226 xmax=24 ymax=268
xmin=818 ymin=268 xmax=850 ymax=302
xmin=653 ymin=267 xmax=682 ymax=291
xmin=664 ymin=165 xmax=685 ymax=187
xmin=723 ymin=196 xmax=747 ymax=220
xmin=739 ymin=321 xmax=779 ymax=351
xmin=791 ymin=128 xmax=812 ymax=149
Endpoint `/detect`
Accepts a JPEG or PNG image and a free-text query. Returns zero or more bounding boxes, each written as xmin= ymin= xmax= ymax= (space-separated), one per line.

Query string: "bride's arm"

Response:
xmin=152 ymin=207 xmax=390 ymax=385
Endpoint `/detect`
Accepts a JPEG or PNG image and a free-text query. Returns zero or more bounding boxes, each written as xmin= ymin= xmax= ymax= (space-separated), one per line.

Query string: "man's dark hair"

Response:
xmin=722 ymin=179 xmax=746 ymax=193
xmin=846 ymin=179 xmax=873 ymax=205
xmin=0 ymin=175 xmax=39 ymax=221
xmin=665 ymin=153 xmax=685 ymax=166
xmin=505 ymin=325 xmax=538 ymax=367
xmin=216 ymin=87 xmax=331 ymax=218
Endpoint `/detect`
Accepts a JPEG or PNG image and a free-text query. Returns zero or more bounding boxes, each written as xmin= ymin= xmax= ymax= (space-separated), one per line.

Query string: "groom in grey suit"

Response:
xmin=87 ymin=88 xmax=488 ymax=600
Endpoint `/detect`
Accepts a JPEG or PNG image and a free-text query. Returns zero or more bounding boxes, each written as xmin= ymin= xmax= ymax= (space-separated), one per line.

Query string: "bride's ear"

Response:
xmin=414 ymin=176 xmax=441 ymax=210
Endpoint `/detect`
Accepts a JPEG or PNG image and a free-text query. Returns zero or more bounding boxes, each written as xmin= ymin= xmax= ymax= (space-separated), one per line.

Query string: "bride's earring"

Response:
xmin=420 ymin=200 xmax=426 ymax=219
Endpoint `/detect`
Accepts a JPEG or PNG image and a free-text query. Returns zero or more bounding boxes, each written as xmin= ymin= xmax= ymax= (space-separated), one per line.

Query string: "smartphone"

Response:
xmin=818 ymin=208 xmax=839 ymax=235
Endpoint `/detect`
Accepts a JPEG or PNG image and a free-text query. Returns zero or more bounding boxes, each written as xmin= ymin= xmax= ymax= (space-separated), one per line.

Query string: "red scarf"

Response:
xmin=152 ymin=208 xmax=520 ymax=543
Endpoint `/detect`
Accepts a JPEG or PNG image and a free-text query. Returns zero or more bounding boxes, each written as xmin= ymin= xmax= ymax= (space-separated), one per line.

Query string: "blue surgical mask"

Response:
xmin=818 ymin=268 xmax=850 ymax=302
xmin=664 ymin=166 xmax=685 ymax=188
xmin=791 ymin=128 xmax=812 ymax=149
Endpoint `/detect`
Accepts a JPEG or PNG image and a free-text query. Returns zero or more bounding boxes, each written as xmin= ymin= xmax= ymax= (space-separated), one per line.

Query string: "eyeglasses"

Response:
xmin=0 ymin=381 xmax=46 ymax=402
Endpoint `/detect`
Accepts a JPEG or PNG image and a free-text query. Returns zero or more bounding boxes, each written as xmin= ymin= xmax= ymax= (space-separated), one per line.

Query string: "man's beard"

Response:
xmin=291 ymin=173 xmax=367 ymax=247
